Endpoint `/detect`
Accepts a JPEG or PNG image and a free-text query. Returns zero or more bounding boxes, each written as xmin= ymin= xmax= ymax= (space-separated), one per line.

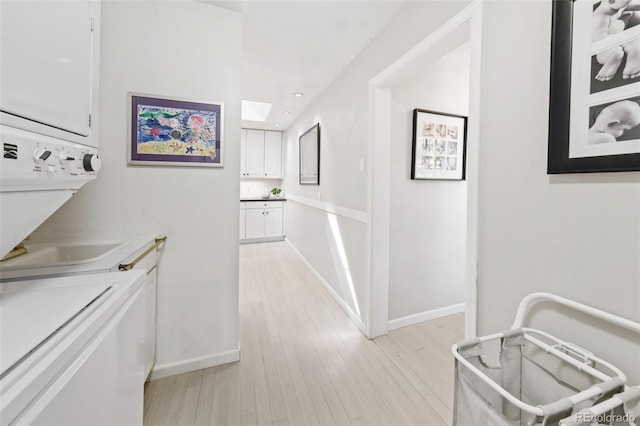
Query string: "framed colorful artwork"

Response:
xmin=128 ymin=93 xmax=223 ymax=167
xmin=411 ymin=109 xmax=467 ymax=180
xmin=548 ymin=0 xmax=640 ymax=173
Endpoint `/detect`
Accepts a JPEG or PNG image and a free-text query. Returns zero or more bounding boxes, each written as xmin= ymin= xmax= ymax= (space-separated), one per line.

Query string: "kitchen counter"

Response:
xmin=241 ymin=197 xmax=286 ymax=202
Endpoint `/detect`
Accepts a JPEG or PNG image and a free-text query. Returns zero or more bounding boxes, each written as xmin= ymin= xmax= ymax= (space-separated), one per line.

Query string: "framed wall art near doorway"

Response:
xmin=128 ymin=93 xmax=223 ymax=167
xmin=548 ymin=0 xmax=640 ymax=174
xmin=411 ymin=108 xmax=467 ymax=180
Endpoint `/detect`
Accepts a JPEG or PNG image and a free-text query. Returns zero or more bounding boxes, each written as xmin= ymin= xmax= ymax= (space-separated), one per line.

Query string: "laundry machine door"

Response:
xmin=14 ymin=285 xmax=145 ymax=426
xmin=0 ymin=1 xmax=95 ymax=137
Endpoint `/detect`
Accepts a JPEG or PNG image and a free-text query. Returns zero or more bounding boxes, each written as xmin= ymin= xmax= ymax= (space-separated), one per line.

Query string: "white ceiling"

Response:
xmin=196 ymin=0 xmax=405 ymax=131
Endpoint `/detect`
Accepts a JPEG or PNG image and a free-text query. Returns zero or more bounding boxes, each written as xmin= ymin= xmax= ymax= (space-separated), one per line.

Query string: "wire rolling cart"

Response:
xmin=452 ymin=293 xmax=640 ymax=426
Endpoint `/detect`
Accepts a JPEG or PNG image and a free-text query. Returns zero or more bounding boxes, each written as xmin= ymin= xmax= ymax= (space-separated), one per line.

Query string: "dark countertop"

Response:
xmin=241 ymin=197 xmax=287 ymax=202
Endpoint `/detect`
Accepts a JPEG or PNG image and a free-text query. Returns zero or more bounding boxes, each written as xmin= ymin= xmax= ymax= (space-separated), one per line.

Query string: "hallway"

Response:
xmin=143 ymin=241 xmax=463 ymax=426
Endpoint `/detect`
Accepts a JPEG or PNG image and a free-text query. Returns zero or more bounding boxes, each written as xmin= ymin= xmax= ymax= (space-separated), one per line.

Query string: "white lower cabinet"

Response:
xmin=264 ymin=208 xmax=283 ymax=237
xmin=240 ymin=201 xmax=285 ymax=242
xmin=239 ymin=205 xmax=246 ymax=240
xmin=143 ymin=268 xmax=157 ymax=379
xmin=125 ymin=243 xmax=158 ymax=380
xmin=245 ymin=209 xmax=266 ymax=239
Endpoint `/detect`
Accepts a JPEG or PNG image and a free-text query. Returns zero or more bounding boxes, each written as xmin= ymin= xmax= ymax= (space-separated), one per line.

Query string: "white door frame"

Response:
xmin=365 ymin=2 xmax=484 ymax=339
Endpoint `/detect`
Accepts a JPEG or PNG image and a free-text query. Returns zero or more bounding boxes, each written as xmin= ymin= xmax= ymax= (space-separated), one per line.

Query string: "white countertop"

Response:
xmin=241 ymin=197 xmax=286 ymax=202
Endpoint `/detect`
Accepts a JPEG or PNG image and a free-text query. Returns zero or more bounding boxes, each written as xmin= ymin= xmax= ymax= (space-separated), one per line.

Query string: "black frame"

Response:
xmin=548 ymin=0 xmax=640 ymax=174
xmin=299 ymin=123 xmax=320 ymax=185
xmin=411 ymin=108 xmax=467 ymax=181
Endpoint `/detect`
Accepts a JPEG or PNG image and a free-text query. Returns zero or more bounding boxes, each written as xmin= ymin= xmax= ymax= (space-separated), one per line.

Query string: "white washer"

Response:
xmin=0 ymin=271 xmax=146 ymax=426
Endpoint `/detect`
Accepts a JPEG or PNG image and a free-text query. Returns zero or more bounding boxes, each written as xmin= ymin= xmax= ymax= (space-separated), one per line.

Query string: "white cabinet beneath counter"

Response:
xmin=240 ymin=129 xmax=283 ymax=179
xmin=239 ymin=200 xmax=285 ymax=243
xmin=119 ymin=241 xmax=159 ymax=380
xmin=239 ymin=203 xmax=246 ymax=239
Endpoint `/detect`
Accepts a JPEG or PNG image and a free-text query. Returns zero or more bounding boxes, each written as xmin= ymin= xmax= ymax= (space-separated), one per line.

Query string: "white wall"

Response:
xmin=32 ymin=1 xmax=243 ymax=376
xmin=388 ymin=43 xmax=470 ymax=323
xmin=283 ymin=1 xmax=471 ymax=330
xmin=477 ymin=1 xmax=640 ymax=384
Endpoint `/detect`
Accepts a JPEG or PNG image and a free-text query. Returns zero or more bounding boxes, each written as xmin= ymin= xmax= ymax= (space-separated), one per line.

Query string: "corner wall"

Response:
xmin=388 ymin=43 xmax=470 ymax=324
xmin=33 ymin=1 xmax=243 ymax=376
xmin=283 ymin=1 xmax=471 ymax=329
xmin=477 ymin=1 xmax=640 ymax=384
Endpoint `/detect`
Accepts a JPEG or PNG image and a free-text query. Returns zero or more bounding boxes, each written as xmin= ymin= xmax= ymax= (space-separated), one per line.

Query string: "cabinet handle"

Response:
xmin=119 ymin=236 xmax=167 ymax=271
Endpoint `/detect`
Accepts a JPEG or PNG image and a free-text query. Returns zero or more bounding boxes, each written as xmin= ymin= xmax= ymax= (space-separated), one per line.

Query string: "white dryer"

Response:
xmin=0 ymin=0 xmax=102 ymax=257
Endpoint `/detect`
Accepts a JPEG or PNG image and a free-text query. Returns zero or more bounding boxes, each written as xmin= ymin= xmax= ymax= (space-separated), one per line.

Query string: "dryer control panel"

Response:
xmin=1 ymin=125 xmax=99 ymax=192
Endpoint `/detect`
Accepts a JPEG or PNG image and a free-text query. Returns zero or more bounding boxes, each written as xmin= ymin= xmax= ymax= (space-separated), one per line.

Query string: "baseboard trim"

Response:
xmin=149 ymin=349 xmax=240 ymax=380
xmin=240 ymin=236 xmax=285 ymax=245
xmin=285 ymin=238 xmax=367 ymax=335
xmin=388 ymin=303 xmax=466 ymax=331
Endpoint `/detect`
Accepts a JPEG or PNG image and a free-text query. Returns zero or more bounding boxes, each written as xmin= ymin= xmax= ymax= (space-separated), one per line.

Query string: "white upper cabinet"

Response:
xmin=240 ymin=129 xmax=283 ymax=178
xmin=1 ymin=1 xmax=96 ymax=139
xmin=240 ymin=130 xmax=247 ymax=175
xmin=264 ymin=131 xmax=283 ymax=178
xmin=244 ymin=129 xmax=265 ymax=177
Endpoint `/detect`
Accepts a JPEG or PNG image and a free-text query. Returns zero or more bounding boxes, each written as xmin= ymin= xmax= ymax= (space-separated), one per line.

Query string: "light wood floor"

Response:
xmin=143 ymin=241 xmax=464 ymax=426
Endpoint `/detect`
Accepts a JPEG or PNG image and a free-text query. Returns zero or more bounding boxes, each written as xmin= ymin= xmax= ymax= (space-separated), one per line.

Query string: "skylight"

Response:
xmin=241 ymin=100 xmax=272 ymax=122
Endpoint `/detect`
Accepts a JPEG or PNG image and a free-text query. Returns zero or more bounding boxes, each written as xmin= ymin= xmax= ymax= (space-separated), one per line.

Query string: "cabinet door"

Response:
xmin=239 ymin=208 xmax=246 ymax=240
xmin=240 ymin=129 xmax=247 ymax=177
xmin=245 ymin=209 xmax=265 ymax=239
xmin=245 ymin=130 xmax=265 ymax=177
xmin=264 ymin=131 xmax=283 ymax=178
xmin=1 ymin=1 xmax=94 ymax=136
xmin=144 ymin=268 xmax=157 ymax=379
xmin=264 ymin=208 xmax=283 ymax=237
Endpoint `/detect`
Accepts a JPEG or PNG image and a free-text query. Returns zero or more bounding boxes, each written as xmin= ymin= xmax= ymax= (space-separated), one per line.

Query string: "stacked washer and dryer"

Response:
xmin=0 ymin=2 xmax=151 ymax=425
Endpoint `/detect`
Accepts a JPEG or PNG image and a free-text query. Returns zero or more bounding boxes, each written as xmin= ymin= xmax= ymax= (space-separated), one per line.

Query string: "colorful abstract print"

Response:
xmin=136 ymin=105 xmax=218 ymax=159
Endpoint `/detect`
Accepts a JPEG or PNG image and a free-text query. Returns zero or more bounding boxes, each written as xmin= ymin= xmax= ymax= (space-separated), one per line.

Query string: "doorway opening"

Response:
xmin=365 ymin=2 xmax=483 ymax=339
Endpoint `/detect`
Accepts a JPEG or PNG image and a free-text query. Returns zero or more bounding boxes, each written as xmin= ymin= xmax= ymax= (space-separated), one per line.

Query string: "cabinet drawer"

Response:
xmin=240 ymin=202 xmax=246 ymax=210
xmin=245 ymin=201 xmax=284 ymax=209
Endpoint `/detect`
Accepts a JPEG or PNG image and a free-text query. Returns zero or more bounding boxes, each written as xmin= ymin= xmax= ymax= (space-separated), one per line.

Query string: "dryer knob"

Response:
xmin=83 ymin=154 xmax=102 ymax=172
xmin=33 ymin=148 xmax=52 ymax=163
